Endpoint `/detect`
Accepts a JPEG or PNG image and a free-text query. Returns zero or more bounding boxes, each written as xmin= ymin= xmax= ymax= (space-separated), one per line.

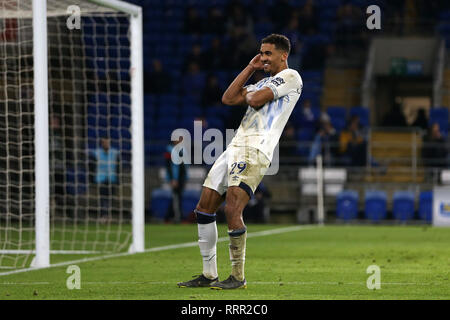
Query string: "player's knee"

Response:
xmin=224 ymin=202 xmax=241 ymax=217
xmin=195 ymin=203 xmax=212 ymax=214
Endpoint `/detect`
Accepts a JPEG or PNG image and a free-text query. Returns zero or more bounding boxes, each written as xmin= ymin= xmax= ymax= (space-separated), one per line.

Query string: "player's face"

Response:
xmin=259 ymin=43 xmax=287 ymax=75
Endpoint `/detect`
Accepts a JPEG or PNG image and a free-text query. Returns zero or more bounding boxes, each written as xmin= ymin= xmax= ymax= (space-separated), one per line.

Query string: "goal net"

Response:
xmin=0 ymin=0 xmax=144 ymax=271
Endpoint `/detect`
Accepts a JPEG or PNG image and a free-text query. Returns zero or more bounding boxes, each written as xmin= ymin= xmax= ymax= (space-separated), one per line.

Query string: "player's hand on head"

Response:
xmin=249 ymin=54 xmax=263 ymax=71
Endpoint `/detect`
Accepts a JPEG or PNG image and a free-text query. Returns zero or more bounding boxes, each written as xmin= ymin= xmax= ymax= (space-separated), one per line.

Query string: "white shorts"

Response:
xmin=203 ymin=145 xmax=271 ymax=198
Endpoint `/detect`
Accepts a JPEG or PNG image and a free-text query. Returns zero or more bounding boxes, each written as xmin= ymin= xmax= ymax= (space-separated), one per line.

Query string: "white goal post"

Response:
xmin=0 ymin=0 xmax=144 ymax=271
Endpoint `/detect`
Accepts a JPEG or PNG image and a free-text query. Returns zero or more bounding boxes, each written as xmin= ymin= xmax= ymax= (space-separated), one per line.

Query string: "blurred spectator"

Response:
xmin=279 ymin=122 xmax=298 ymax=165
xmin=205 ymin=6 xmax=226 ymax=35
xmin=308 ymin=112 xmax=339 ymax=166
xmin=403 ymin=0 xmax=419 ymax=34
xmin=202 ymin=74 xmax=223 ymax=107
xmin=382 ymin=102 xmax=408 ymax=127
xmin=164 ymin=136 xmax=187 ymax=223
xmin=298 ymin=99 xmax=319 ymax=130
xmin=182 ymin=62 xmax=205 ymax=101
xmin=225 ymin=26 xmax=258 ymax=69
xmin=226 ymin=0 xmax=253 ymax=35
xmin=302 ymin=42 xmax=334 ymax=70
xmin=183 ymin=6 xmax=204 ymax=34
xmin=386 ymin=0 xmax=405 ymax=34
xmin=250 ymin=0 xmax=271 ymax=24
xmin=335 ymin=2 xmax=364 ymax=50
xmin=282 ymin=16 xmax=302 ymax=54
xmin=144 ymin=59 xmax=171 ymax=94
xmin=202 ymin=37 xmax=227 ymax=71
xmin=89 ymin=136 xmax=120 ymax=220
xmin=339 ymin=115 xmax=367 ymax=167
xmin=243 ymin=182 xmax=271 ymax=223
xmin=183 ymin=44 xmax=205 ymax=72
xmin=416 ymin=0 xmax=440 ymax=27
xmin=298 ymin=0 xmax=319 ymax=35
xmin=422 ymin=122 xmax=448 ymax=168
xmin=270 ymin=0 xmax=293 ymax=32
xmin=411 ymin=108 xmax=429 ymax=131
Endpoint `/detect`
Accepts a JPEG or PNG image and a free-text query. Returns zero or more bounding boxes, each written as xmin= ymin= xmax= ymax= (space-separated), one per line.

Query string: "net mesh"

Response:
xmin=0 ymin=0 xmax=134 ymax=269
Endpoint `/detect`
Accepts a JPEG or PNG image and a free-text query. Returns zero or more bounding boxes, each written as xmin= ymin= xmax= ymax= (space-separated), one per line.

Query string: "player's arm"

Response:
xmin=262 ymin=70 xmax=303 ymax=104
xmin=222 ymin=54 xmax=264 ymax=107
xmin=245 ymin=87 xmax=274 ymax=109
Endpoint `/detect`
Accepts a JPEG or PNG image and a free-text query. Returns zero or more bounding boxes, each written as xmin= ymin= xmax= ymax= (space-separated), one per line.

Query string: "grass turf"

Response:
xmin=0 ymin=224 xmax=449 ymax=300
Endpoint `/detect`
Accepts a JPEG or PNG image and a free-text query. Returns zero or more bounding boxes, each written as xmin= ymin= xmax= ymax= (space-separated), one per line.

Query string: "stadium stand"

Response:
xmin=126 ymin=0 xmax=450 ymax=224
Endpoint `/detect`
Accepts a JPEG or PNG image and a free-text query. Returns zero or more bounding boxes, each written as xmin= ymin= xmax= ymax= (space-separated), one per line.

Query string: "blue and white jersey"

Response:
xmin=229 ymin=68 xmax=303 ymax=161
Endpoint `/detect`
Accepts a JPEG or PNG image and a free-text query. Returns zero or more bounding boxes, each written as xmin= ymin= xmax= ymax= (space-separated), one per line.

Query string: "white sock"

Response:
xmin=228 ymin=229 xmax=247 ymax=281
xmin=198 ymin=220 xmax=218 ymax=280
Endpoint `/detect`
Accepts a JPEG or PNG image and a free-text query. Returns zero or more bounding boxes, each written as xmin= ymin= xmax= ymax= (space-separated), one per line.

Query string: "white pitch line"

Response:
xmin=80 ymin=281 xmax=446 ymax=286
xmin=1 ymin=281 xmax=446 ymax=287
xmin=0 ymin=225 xmax=319 ymax=277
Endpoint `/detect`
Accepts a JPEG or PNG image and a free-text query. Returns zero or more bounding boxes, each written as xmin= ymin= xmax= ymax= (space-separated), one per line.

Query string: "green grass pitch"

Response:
xmin=1 ymin=224 xmax=450 ymax=300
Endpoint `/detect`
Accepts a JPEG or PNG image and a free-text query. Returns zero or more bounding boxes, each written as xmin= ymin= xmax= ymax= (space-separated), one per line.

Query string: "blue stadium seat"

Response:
xmin=65 ymin=168 xmax=87 ymax=195
xmin=302 ymin=34 xmax=331 ymax=47
xmin=120 ymin=128 xmax=132 ymax=140
xmin=182 ymin=189 xmax=201 ymax=219
xmin=301 ymin=70 xmax=323 ymax=82
xmin=336 ymin=190 xmax=359 ymax=221
xmin=109 ymin=128 xmax=120 ymax=140
xmin=254 ymin=22 xmax=273 ymax=36
xmin=392 ymin=191 xmax=415 ymax=221
xmin=180 ymin=106 xmax=203 ymax=118
xmin=437 ymin=22 xmax=450 ymax=36
xmin=205 ymin=105 xmax=229 ymax=119
xmin=327 ymin=106 xmax=347 ymax=132
xmin=296 ymin=128 xmax=315 ymax=157
xmin=206 ymin=117 xmax=224 ymax=131
xmin=159 ymin=105 xmax=180 ymax=117
xmin=350 ymin=106 xmax=370 ymax=127
xmin=299 ymin=92 xmax=320 ymax=108
xmin=158 ymin=94 xmax=179 ymax=105
xmin=120 ymin=117 xmax=132 ymax=128
xmin=364 ymin=191 xmax=387 ymax=221
xmin=419 ymin=191 xmax=433 ymax=222
xmin=157 ymin=116 xmax=177 ymax=129
xmin=304 ymin=81 xmax=322 ymax=94
xmin=319 ymin=21 xmax=336 ymax=33
xmin=297 ymin=126 xmax=315 ymax=140
xmin=327 ymin=106 xmax=347 ymax=119
xmin=429 ymin=107 xmax=449 ymax=136
xmin=318 ymin=0 xmax=340 ymax=9
xmin=109 ymin=106 xmax=120 ymax=116
xmin=439 ymin=11 xmax=450 ymax=21
xmin=150 ymin=189 xmax=172 ymax=219
xmin=177 ymin=117 xmax=198 ymax=134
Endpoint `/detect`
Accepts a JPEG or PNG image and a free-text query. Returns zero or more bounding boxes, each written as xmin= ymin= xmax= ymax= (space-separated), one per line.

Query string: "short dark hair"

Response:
xmin=261 ymin=34 xmax=291 ymax=54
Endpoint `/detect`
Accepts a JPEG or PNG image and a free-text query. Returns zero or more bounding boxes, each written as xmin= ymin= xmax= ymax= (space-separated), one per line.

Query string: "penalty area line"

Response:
xmin=0 ymin=224 xmax=319 ymax=277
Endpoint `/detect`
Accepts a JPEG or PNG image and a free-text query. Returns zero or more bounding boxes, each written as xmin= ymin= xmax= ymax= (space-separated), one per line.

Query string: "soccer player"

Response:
xmin=178 ymin=34 xmax=303 ymax=290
